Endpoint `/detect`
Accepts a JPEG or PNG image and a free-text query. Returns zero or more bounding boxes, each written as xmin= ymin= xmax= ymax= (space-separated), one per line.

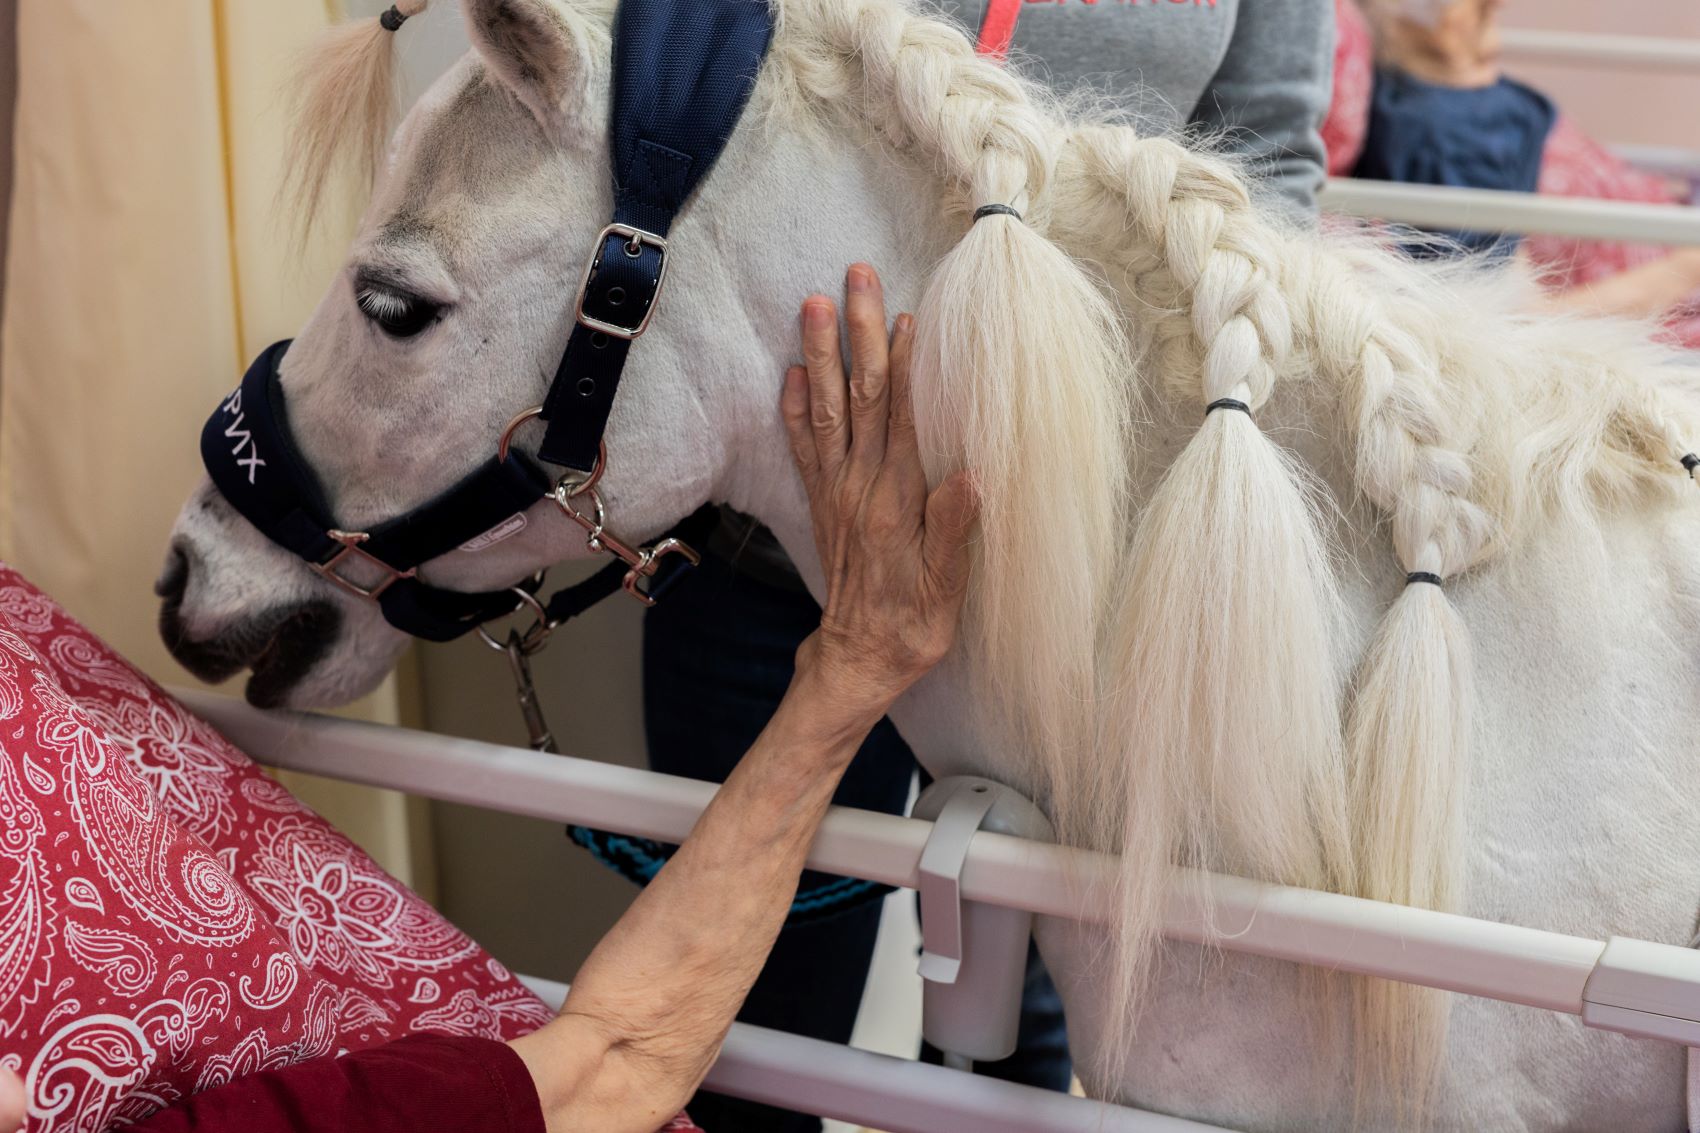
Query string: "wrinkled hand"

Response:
xmin=1 ymin=1066 xmax=22 ymax=1133
xmin=781 ymin=264 xmax=978 ymax=720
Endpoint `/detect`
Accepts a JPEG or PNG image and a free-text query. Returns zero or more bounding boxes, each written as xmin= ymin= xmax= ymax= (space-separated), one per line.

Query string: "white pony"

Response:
xmin=157 ymin=0 xmax=1700 ymax=1128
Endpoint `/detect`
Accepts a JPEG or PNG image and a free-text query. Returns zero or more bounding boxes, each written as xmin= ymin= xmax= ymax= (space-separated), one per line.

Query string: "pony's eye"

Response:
xmin=355 ymin=285 xmax=441 ymax=338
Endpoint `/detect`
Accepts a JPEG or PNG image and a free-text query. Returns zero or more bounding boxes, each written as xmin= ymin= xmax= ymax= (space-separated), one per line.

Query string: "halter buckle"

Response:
xmin=623 ymin=538 xmax=703 ymax=607
xmin=575 ymin=223 xmax=668 ymax=340
xmin=312 ymin=530 xmax=417 ymax=600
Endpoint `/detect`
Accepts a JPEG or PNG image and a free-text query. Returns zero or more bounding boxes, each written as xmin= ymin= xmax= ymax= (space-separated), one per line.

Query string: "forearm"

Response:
xmin=1542 ymin=249 xmax=1700 ymax=320
xmin=512 ymin=654 xmax=880 ymax=1133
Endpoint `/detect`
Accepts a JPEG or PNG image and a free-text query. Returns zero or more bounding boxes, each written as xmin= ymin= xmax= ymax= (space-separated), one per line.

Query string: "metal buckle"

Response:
xmin=548 ymin=452 xmax=700 ymax=609
xmin=312 ymin=530 xmax=416 ymax=600
xmin=475 ymin=582 xmax=552 ymax=655
xmin=622 ymin=538 xmax=702 ymax=607
xmin=575 ymin=223 xmax=668 ymax=340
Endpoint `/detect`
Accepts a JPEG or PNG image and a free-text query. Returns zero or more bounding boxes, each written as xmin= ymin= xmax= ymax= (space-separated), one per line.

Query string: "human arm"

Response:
xmin=0 ymin=1065 xmax=20 ymax=1133
xmin=1538 ymin=247 xmax=1700 ymax=321
xmin=1189 ymin=0 xmax=1335 ymax=221
xmin=507 ymin=262 xmax=978 ymax=1133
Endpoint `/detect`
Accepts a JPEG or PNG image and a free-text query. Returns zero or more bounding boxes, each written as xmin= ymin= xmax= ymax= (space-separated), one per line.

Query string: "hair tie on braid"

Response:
xmin=1205 ymin=397 xmax=1251 ymax=418
xmin=1682 ymin=453 xmax=1699 ymax=477
xmin=379 ymin=5 xmax=410 ymax=31
xmin=972 ymin=203 xmax=1023 ymax=224
xmin=1405 ymin=571 xmax=1443 ymax=588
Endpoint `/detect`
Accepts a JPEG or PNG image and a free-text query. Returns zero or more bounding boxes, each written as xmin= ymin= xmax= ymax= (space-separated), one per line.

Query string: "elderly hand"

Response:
xmin=1 ymin=1066 xmax=22 ymax=1133
xmin=781 ymin=263 xmax=978 ymax=723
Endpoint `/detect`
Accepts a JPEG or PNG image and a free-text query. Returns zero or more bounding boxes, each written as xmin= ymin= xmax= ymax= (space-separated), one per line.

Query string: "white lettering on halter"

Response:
xmin=221 ymin=389 xmax=267 ymax=484
xmin=458 ymin=513 xmax=528 ymax=553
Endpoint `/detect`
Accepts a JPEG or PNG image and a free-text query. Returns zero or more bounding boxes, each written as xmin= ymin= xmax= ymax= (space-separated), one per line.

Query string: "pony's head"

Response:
xmin=158 ymin=0 xmax=751 ymax=707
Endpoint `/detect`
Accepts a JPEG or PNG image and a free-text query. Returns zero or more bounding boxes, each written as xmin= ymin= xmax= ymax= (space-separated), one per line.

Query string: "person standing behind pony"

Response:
xmin=628 ymin=3 xmax=1339 ymax=1131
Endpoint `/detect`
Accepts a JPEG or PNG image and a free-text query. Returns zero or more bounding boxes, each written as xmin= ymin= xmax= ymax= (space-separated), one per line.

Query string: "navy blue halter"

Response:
xmin=200 ymin=0 xmax=774 ymax=642
xmin=541 ymin=0 xmax=776 ymax=472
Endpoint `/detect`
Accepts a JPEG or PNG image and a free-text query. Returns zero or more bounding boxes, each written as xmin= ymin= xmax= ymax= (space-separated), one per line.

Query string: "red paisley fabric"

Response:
xmin=0 ymin=565 xmax=700 ymax=1133
xmin=1321 ymin=0 xmax=1373 ymax=177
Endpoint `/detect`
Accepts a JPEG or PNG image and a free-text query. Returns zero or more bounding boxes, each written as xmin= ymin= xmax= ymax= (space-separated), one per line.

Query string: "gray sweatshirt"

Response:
xmin=934 ymin=0 xmax=1336 ymax=218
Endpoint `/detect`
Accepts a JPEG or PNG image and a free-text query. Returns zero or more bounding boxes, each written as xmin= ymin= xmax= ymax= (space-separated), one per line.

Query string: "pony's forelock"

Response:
xmin=279 ymin=1 xmax=429 ymax=243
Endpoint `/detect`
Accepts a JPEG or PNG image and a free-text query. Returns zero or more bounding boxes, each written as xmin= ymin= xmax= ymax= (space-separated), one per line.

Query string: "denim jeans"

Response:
xmin=642 ymin=548 xmax=1072 ymax=1133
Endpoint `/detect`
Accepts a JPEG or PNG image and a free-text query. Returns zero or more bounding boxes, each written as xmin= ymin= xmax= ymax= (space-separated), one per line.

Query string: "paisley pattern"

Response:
xmin=0 ymin=566 xmax=706 ymax=1132
xmin=247 ymin=816 xmax=477 ymax=989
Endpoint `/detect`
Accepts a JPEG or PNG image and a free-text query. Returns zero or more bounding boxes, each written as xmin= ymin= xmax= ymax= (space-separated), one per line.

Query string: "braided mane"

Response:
xmin=762 ymin=0 xmax=1700 ymax=1119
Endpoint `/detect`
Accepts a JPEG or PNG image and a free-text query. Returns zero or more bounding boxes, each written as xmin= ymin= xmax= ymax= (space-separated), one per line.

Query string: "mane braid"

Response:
xmin=765 ymin=0 xmax=1700 ymax=1120
xmin=279 ymin=0 xmax=429 ymax=243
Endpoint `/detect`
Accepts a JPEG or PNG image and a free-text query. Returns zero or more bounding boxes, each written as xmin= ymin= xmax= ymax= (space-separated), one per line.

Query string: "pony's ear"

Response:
xmin=462 ymin=0 xmax=593 ymax=135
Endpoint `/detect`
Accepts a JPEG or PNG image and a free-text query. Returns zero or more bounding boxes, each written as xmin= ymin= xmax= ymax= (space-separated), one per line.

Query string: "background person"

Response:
xmin=1351 ymin=0 xmax=1700 ymax=325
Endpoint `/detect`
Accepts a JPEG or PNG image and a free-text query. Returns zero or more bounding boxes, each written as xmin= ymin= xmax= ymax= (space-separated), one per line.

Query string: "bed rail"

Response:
xmin=1500 ymin=28 xmax=1700 ymax=73
xmin=180 ymin=689 xmax=1677 ymax=1026
xmin=512 ymin=976 xmax=1216 ymax=1133
xmin=1318 ymin=178 xmax=1700 ymax=246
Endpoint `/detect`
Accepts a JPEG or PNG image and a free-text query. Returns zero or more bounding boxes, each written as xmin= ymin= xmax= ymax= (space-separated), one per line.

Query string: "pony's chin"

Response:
xmin=160 ymin=596 xmax=346 ymax=711
xmin=242 ymin=623 xmax=336 ymax=709
xmin=239 ymin=602 xmax=355 ymax=710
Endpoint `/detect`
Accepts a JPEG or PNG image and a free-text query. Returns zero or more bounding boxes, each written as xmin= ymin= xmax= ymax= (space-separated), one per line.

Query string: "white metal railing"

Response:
xmin=1501 ymin=28 xmax=1700 ymax=73
xmin=179 ymin=689 xmax=1698 ymax=1030
xmin=514 ymin=975 xmax=1215 ymax=1133
xmin=1613 ymin=143 xmax=1700 ymax=185
xmin=1319 ymin=178 xmax=1700 ymax=246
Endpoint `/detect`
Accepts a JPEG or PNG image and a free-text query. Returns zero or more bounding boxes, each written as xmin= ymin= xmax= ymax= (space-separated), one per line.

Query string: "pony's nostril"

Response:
xmin=154 ymin=545 xmax=189 ymax=602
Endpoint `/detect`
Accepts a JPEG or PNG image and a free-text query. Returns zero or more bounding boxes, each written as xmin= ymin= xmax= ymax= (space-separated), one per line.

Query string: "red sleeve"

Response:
xmin=126 ymin=1034 xmax=547 ymax=1133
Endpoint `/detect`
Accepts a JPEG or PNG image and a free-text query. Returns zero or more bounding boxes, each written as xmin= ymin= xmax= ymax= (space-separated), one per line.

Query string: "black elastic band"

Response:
xmin=378 ymin=5 xmax=408 ymax=31
xmin=972 ymin=203 xmax=1023 ymax=224
xmin=1205 ymin=398 xmax=1251 ymax=418
xmin=1406 ymin=571 xmax=1443 ymax=588
xmin=1683 ymin=453 xmax=1699 ymax=475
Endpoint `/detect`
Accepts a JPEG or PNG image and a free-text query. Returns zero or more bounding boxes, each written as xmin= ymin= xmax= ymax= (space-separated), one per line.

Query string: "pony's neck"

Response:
xmin=700 ymin=106 xmax=953 ymax=586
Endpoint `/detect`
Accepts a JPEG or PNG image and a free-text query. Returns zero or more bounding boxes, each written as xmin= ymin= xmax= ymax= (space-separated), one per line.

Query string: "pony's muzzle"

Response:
xmin=156 ymin=541 xmax=344 ymax=707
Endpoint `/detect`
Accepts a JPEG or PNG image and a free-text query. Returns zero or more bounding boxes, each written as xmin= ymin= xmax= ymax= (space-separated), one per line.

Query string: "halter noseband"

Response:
xmin=199 ymin=0 xmax=774 ymax=645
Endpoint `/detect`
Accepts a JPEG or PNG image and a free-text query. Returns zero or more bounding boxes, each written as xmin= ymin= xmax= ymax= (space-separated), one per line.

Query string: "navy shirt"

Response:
xmin=1354 ymin=69 xmax=1556 ymax=258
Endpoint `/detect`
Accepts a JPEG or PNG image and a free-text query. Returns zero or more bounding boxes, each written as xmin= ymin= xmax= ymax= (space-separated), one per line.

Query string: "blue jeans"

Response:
xmin=642 ymin=548 xmax=1072 ymax=1133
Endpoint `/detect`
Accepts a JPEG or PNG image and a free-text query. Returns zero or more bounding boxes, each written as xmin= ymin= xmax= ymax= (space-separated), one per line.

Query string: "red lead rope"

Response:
xmin=976 ymin=0 xmax=1021 ymax=59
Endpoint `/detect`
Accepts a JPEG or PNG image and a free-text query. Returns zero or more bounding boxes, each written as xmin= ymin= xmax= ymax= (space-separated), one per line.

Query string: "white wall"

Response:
xmin=1502 ymin=0 xmax=1700 ymax=151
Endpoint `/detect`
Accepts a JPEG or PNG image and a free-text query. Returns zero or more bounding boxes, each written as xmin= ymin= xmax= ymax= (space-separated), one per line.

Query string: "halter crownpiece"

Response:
xmin=198 ymin=0 xmax=774 ymax=645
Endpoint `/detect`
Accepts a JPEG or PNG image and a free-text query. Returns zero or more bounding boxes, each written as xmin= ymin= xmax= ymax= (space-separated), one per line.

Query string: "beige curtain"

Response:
xmin=0 ymin=0 xmax=433 ymax=893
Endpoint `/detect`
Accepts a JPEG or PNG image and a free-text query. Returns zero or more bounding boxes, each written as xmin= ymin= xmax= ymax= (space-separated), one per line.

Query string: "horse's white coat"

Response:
xmin=159 ymin=3 xmax=1700 ymax=1128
